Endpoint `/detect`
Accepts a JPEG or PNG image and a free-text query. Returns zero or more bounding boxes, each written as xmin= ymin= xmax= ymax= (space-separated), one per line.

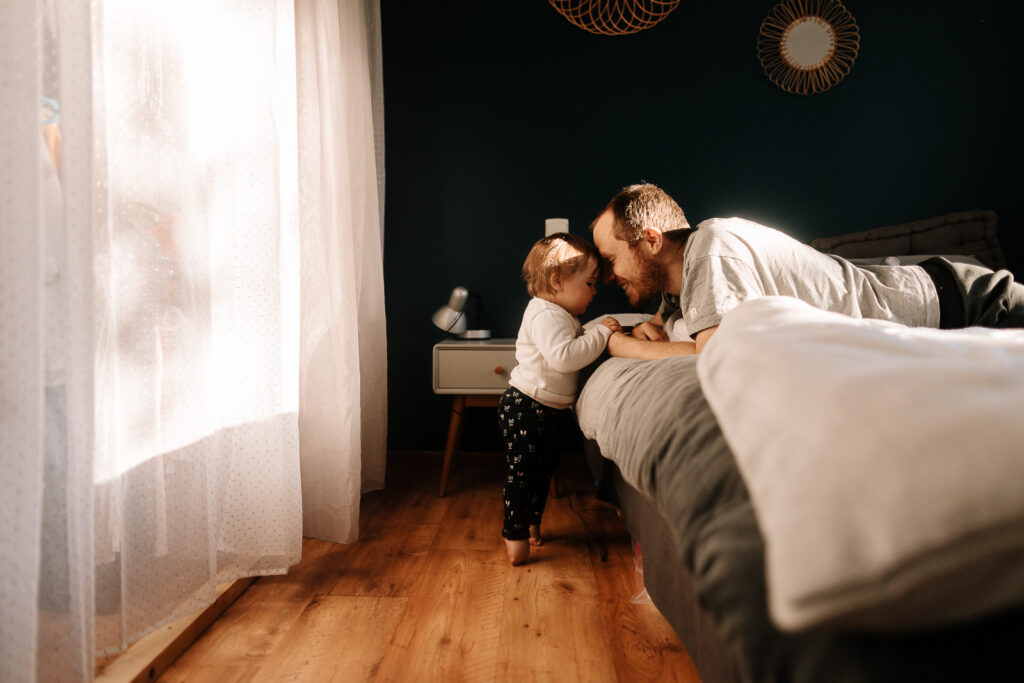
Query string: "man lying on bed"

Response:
xmin=590 ymin=182 xmax=1024 ymax=358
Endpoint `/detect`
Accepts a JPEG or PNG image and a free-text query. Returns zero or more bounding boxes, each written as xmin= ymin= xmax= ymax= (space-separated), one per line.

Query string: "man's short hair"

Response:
xmin=601 ymin=183 xmax=690 ymax=246
xmin=522 ymin=232 xmax=599 ymax=297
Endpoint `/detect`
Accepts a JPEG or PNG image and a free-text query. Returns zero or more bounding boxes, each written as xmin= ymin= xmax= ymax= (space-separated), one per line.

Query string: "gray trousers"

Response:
xmin=922 ymin=258 xmax=1024 ymax=329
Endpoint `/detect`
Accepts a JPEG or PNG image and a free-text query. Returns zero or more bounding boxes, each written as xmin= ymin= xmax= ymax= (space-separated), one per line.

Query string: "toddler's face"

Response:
xmin=550 ymin=258 xmax=599 ymax=316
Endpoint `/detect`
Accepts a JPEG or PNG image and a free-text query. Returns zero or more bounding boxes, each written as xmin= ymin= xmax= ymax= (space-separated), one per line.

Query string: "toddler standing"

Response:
xmin=499 ymin=233 xmax=621 ymax=565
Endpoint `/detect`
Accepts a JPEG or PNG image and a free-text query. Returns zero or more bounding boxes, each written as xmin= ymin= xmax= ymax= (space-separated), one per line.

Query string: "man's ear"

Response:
xmin=643 ymin=228 xmax=664 ymax=255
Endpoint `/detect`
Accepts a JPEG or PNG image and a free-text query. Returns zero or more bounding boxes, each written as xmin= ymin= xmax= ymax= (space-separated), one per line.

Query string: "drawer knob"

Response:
xmin=493 ymin=365 xmax=505 ymax=375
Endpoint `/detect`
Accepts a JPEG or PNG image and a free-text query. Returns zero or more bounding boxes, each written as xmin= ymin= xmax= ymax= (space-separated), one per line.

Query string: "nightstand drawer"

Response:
xmin=433 ymin=340 xmax=517 ymax=394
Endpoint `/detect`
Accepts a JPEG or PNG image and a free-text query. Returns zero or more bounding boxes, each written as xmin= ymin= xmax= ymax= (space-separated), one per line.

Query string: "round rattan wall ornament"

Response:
xmin=757 ymin=0 xmax=860 ymax=95
xmin=549 ymin=0 xmax=681 ymax=36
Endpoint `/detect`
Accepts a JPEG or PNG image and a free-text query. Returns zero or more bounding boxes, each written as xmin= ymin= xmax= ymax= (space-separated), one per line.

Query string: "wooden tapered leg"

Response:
xmin=439 ymin=395 xmax=466 ymax=497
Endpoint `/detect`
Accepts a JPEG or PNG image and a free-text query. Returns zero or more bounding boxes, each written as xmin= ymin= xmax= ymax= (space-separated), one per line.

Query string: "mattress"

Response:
xmin=576 ymin=353 xmax=1024 ymax=683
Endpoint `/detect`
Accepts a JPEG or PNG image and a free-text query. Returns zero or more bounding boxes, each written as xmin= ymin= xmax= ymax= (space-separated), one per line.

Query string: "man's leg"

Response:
xmin=942 ymin=259 xmax=1024 ymax=328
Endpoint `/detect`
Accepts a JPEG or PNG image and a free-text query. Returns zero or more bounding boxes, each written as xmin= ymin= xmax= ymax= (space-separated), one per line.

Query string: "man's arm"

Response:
xmin=607 ymin=331 xmax=695 ymax=358
xmin=694 ymin=325 xmax=718 ymax=352
xmin=607 ymin=325 xmax=719 ymax=359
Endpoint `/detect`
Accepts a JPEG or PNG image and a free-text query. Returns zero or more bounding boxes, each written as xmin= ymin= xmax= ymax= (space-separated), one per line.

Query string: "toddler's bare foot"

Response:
xmin=505 ymin=538 xmax=529 ymax=566
xmin=529 ymin=524 xmax=544 ymax=546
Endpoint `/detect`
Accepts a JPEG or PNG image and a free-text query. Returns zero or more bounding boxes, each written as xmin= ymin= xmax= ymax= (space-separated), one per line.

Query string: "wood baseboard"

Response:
xmin=386 ymin=449 xmax=444 ymax=457
xmin=94 ymin=577 xmax=255 ymax=683
xmin=387 ymin=449 xmax=502 ymax=458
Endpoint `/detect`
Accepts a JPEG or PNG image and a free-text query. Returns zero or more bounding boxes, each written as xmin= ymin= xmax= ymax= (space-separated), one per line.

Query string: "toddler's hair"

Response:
xmin=522 ymin=232 xmax=599 ymax=297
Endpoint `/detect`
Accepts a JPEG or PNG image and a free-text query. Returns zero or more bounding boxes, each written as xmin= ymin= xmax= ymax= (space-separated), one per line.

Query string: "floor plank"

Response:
xmin=324 ymin=521 xmax=438 ymax=598
xmin=576 ymin=492 xmax=701 ymax=683
xmin=250 ymin=596 xmax=407 ymax=682
xmin=495 ymin=494 xmax=620 ymax=682
xmin=159 ymin=581 xmax=307 ymax=676
xmin=431 ymin=452 xmax=505 ymax=553
xmin=162 ymin=541 xmax=342 ymax=675
xmin=374 ymin=549 xmax=506 ymax=682
xmin=158 ymin=451 xmax=699 ymax=682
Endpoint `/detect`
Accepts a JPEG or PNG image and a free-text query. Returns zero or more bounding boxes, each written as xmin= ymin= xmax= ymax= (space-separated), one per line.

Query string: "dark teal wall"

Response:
xmin=381 ymin=1 xmax=1024 ymax=452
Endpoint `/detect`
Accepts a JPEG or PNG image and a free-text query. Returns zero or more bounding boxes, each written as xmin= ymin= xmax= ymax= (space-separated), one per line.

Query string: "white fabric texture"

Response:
xmin=582 ymin=312 xmax=650 ymax=331
xmin=681 ymin=218 xmax=940 ymax=336
xmin=2 ymin=4 xmax=49 ymax=677
xmin=509 ymin=298 xmax=612 ymax=409
xmin=295 ymin=0 xmax=388 ymax=543
xmin=697 ymin=296 xmax=1024 ymax=632
xmin=3 ymin=1 xmax=306 ymax=679
xmin=663 ymin=308 xmax=690 ymax=342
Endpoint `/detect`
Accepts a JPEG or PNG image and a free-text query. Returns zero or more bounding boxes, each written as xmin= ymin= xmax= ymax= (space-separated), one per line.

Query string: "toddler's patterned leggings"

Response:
xmin=497 ymin=386 xmax=573 ymax=540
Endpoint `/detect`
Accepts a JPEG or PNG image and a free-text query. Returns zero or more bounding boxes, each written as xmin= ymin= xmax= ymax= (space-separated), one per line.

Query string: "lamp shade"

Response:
xmin=432 ymin=286 xmax=469 ymax=334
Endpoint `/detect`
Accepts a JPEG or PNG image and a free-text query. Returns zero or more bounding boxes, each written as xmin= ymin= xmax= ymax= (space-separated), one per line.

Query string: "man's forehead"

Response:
xmin=592 ymin=212 xmax=619 ymax=252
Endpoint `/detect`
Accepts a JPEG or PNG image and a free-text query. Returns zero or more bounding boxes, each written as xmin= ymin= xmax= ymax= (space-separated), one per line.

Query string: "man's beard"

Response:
xmin=622 ymin=250 xmax=667 ymax=308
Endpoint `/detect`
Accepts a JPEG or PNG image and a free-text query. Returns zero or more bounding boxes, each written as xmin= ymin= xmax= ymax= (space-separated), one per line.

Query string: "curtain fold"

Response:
xmin=295 ymin=0 xmax=388 ymax=543
xmin=1 ymin=4 xmax=48 ymax=679
xmin=90 ymin=0 xmax=304 ymax=655
xmin=2 ymin=1 xmax=306 ymax=680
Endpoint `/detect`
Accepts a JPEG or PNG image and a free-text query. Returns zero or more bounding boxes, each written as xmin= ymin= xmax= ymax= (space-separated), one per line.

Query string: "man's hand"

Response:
xmin=630 ymin=320 xmax=668 ymax=341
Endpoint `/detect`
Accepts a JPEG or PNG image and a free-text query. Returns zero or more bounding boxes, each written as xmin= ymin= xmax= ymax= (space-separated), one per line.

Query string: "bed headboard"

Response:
xmin=810 ymin=209 xmax=1006 ymax=271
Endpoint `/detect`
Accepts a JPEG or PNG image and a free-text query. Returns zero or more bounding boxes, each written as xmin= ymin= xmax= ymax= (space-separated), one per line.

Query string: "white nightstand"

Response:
xmin=433 ymin=338 xmax=517 ymax=496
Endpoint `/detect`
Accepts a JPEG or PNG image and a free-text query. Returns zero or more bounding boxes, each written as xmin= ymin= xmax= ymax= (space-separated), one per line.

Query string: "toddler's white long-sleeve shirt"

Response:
xmin=508 ymin=298 xmax=612 ymax=409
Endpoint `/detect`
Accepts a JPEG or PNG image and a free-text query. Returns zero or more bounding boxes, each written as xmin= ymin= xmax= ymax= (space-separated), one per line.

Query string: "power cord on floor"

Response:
xmin=565 ymin=490 xmax=608 ymax=562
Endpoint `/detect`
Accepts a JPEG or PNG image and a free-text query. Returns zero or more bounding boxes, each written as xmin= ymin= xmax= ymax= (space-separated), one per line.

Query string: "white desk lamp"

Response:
xmin=432 ymin=286 xmax=490 ymax=339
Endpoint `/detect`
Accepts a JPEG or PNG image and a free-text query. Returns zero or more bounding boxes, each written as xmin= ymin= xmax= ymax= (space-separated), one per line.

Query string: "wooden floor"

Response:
xmin=159 ymin=450 xmax=701 ymax=682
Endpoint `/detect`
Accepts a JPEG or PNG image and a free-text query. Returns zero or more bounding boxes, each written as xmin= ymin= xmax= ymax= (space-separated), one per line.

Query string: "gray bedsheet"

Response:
xmin=575 ymin=355 xmax=1024 ymax=683
xmin=577 ymin=355 xmax=727 ymax=502
xmin=577 ymin=356 xmax=781 ymax=682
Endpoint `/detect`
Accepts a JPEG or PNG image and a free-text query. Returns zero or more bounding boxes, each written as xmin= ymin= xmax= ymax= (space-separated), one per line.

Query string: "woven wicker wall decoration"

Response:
xmin=549 ymin=0 xmax=681 ymax=36
xmin=757 ymin=0 xmax=860 ymax=95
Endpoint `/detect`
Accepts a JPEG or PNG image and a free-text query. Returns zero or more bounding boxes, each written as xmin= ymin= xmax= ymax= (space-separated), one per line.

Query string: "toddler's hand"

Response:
xmin=599 ymin=316 xmax=622 ymax=333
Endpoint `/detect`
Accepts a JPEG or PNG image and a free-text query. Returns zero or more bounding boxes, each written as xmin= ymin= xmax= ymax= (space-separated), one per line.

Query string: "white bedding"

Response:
xmin=582 ymin=311 xmax=650 ymax=331
xmin=583 ymin=310 xmax=690 ymax=341
xmin=697 ymin=296 xmax=1024 ymax=632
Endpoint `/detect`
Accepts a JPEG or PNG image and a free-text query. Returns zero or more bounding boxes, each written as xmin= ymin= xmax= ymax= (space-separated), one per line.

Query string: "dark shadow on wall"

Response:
xmin=381 ymin=0 xmax=1024 ymax=452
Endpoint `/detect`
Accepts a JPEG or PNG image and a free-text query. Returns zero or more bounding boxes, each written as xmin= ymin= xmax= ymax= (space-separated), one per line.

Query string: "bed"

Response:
xmin=575 ymin=211 xmax=1024 ymax=683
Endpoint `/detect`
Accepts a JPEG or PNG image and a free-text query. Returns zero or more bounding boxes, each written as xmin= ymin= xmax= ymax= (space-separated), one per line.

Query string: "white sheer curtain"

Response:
xmin=2 ymin=1 xmax=304 ymax=680
xmin=295 ymin=0 xmax=388 ymax=543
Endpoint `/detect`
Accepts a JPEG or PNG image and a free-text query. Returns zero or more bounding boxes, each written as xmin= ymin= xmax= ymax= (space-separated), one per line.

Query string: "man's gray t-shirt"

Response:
xmin=679 ymin=217 xmax=940 ymax=337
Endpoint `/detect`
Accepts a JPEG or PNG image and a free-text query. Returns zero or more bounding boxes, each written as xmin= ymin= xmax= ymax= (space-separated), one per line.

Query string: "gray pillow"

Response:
xmin=848 ymin=254 xmax=985 ymax=267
